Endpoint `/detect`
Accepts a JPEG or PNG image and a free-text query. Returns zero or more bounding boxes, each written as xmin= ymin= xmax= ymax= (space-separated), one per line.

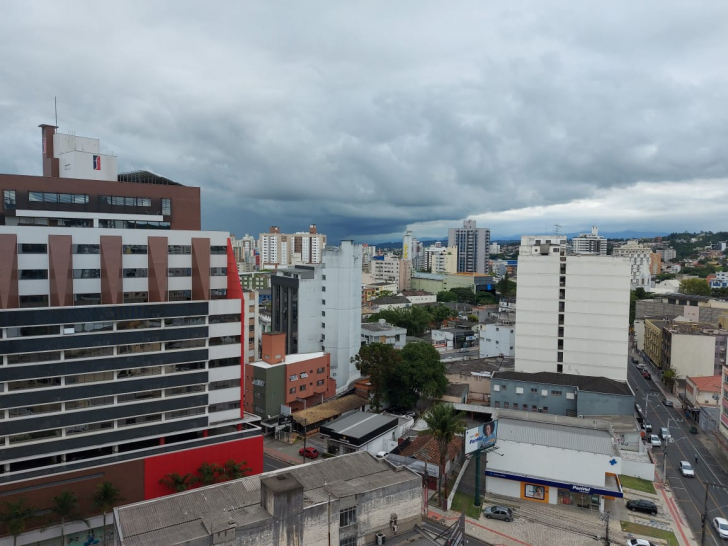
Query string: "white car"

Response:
xmin=626 ymin=539 xmax=657 ymax=546
xmin=649 ymin=434 xmax=661 ymax=447
xmin=679 ymin=461 xmax=694 ymax=477
xmin=714 ymin=517 xmax=728 ymax=539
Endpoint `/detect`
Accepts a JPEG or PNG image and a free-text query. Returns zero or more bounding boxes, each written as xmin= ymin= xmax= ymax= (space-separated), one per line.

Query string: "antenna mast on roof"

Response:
xmin=553 ymin=223 xmax=562 ymax=235
xmin=54 ymin=97 xmax=58 ymax=128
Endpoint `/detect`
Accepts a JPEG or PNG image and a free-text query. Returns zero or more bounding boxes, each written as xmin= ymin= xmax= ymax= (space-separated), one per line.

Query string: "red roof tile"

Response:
xmin=687 ymin=375 xmax=722 ymax=392
xmin=399 ymin=434 xmax=463 ymax=466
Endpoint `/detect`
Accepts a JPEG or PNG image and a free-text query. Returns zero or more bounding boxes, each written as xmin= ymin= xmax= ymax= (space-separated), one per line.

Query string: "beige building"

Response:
xmin=429 ymin=245 xmax=458 ymax=274
xmin=685 ymin=375 xmax=722 ymax=407
xmin=656 ymin=321 xmax=725 ymax=378
xmin=259 ymin=224 xmax=326 ymax=268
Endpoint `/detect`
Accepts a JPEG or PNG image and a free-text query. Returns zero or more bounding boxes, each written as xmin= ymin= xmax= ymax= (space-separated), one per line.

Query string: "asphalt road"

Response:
xmin=263 ymin=454 xmax=294 ymax=472
xmin=628 ymin=357 xmax=728 ymax=545
xmin=421 ymin=519 xmax=492 ymax=545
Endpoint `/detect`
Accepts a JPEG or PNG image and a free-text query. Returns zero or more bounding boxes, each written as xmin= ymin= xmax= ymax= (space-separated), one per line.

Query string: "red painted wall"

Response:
xmin=225 ymin=238 xmax=246 ymax=418
xmin=143 ymin=435 xmax=264 ymax=499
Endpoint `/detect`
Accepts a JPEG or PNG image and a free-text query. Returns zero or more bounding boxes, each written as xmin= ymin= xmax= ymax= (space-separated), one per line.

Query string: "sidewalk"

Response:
xmin=263 ymin=436 xmax=304 ymax=466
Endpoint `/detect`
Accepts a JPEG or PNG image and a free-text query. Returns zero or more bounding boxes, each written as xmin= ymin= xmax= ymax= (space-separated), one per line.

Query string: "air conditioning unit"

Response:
xmin=376 ymin=532 xmax=386 ymax=545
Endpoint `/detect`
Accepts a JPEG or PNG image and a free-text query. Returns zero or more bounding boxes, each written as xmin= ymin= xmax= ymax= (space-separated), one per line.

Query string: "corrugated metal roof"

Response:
xmin=498 ymin=418 xmax=615 ymax=456
xmin=292 ymin=394 xmax=367 ymax=425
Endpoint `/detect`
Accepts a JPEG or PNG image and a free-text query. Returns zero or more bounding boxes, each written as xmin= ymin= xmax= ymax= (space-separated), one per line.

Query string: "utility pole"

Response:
xmin=602 ymin=512 xmax=610 ymax=546
xmin=701 ymin=481 xmax=728 ymax=545
xmin=474 ymin=450 xmax=481 ymax=507
xmin=301 ymin=418 xmax=308 ymax=463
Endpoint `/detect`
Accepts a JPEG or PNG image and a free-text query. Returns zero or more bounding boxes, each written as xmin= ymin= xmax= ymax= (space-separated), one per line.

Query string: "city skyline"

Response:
xmin=1 ymin=2 xmax=728 ymax=243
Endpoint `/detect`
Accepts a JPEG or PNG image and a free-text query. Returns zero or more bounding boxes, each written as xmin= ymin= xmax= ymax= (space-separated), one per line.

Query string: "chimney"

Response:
xmin=262 ymin=332 xmax=286 ymax=364
xmin=39 ymin=124 xmax=59 ymax=177
xmin=309 ymin=224 xmax=317 ymax=234
xmin=270 ymin=226 xmax=280 ymax=234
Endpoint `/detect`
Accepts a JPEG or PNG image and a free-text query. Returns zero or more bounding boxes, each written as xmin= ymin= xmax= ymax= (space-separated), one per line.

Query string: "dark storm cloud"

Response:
xmin=1 ymin=1 xmax=728 ymax=242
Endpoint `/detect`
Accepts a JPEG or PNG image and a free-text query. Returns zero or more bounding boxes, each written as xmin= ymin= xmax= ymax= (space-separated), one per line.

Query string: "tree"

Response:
xmin=436 ymin=290 xmax=457 ymax=303
xmin=389 ymin=343 xmax=447 ymax=409
xmin=91 ymin=482 xmax=124 ymax=546
xmin=1 ymin=499 xmax=37 ymax=546
xmin=46 ymin=491 xmax=89 ymax=545
xmin=496 ymin=271 xmax=516 ymax=298
xmin=662 ymin=368 xmax=677 ymax=391
xmin=422 ymin=403 xmax=466 ymax=509
xmin=159 ymin=472 xmax=196 ymax=493
xmin=352 ymin=343 xmax=401 ymax=412
xmin=430 ymin=304 xmax=455 ymax=329
xmin=475 ymin=291 xmax=496 ymax=305
xmin=712 ymin=287 xmax=728 ymax=299
xmin=218 ymin=459 xmax=252 ymax=481
xmin=678 ymin=278 xmax=711 ymax=296
xmin=378 ymin=290 xmax=394 ymax=298
xmin=196 ymin=462 xmax=222 ymax=486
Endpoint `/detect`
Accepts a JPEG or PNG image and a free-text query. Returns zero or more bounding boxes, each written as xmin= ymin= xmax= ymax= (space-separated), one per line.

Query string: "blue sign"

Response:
xmin=485 ymin=470 xmax=622 ymax=498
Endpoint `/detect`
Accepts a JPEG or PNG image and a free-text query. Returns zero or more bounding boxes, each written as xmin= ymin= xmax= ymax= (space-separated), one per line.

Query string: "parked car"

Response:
xmin=631 ymin=357 xmax=639 ymax=364
xmin=659 ymin=427 xmax=671 ymax=442
xmin=649 ymin=434 xmax=662 ymax=447
xmin=642 ymin=371 xmax=651 ymax=380
xmin=679 ymin=461 xmax=695 ymax=477
xmin=626 ymin=499 xmax=658 ymax=516
xmin=662 ymin=398 xmax=674 ymax=407
xmin=713 ymin=517 xmax=728 ymax=539
xmin=375 ymin=451 xmax=388 ymax=460
xmin=483 ymin=506 xmax=513 ymax=522
xmin=626 ymin=539 xmax=657 ymax=546
xmin=299 ymin=446 xmax=319 ymax=459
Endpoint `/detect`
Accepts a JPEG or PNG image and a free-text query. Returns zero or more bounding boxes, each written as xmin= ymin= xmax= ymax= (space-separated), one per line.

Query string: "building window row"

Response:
xmin=29 ymin=191 xmax=90 ymax=204
xmin=6 ymin=217 xmax=93 ymax=228
xmin=99 ymin=219 xmax=170 ymax=230
xmin=99 ymin=195 xmax=152 ymax=208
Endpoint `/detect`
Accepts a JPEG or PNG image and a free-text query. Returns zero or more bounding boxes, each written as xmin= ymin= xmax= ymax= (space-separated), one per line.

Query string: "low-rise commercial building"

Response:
xmin=431 ymin=327 xmax=476 ymax=350
xmin=361 ymin=320 xmax=407 ymax=349
xmin=686 ymin=375 xmax=722 ymax=407
xmin=113 ymin=452 xmax=422 ymax=546
xmin=490 ymin=371 xmax=634 ymax=417
xmin=480 ymin=321 xmax=515 ymax=358
xmin=320 ymin=411 xmax=412 ymax=455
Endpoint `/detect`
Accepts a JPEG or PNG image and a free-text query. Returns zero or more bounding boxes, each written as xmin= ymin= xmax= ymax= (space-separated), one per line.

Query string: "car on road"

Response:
xmin=659 ymin=427 xmax=671 ymax=442
xmin=631 ymin=357 xmax=639 ymax=364
xmin=626 ymin=539 xmax=657 ymax=546
xmin=679 ymin=461 xmax=695 ymax=477
xmin=299 ymin=446 xmax=319 ymax=459
xmin=642 ymin=421 xmax=652 ymax=433
xmin=483 ymin=506 xmax=513 ymax=522
xmin=626 ymin=499 xmax=658 ymax=516
xmin=713 ymin=517 xmax=728 ymax=539
xmin=627 ymin=538 xmax=655 ymax=546
xmin=642 ymin=371 xmax=651 ymax=380
xmin=649 ymin=434 xmax=662 ymax=447
xmin=662 ymin=398 xmax=674 ymax=407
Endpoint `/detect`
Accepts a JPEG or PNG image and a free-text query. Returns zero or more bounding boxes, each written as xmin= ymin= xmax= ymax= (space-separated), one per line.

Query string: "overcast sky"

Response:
xmin=1 ymin=2 xmax=727 ymax=243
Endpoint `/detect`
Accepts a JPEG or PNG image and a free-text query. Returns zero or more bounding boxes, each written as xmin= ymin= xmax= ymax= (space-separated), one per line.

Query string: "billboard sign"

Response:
xmin=464 ymin=419 xmax=498 ymax=454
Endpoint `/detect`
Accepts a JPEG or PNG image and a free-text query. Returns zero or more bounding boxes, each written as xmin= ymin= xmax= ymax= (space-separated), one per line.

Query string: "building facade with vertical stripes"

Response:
xmin=0 ymin=125 xmax=262 ymax=544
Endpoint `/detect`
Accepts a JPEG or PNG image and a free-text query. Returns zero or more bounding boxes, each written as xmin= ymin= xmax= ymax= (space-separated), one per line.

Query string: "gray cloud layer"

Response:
xmin=1 ymin=2 xmax=727 ymax=242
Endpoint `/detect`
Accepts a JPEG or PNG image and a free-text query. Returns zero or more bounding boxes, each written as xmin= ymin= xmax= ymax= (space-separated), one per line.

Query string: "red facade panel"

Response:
xmin=143 ymin=436 xmax=264 ymax=499
xmin=147 ymin=236 xmax=169 ymax=302
xmin=100 ymin=235 xmax=123 ymax=304
xmin=48 ymin=234 xmax=73 ymax=307
xmin=191 ymin=237 xmax=210 ymax=301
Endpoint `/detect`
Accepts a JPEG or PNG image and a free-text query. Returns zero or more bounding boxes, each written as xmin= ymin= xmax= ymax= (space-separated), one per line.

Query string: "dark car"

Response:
xmin=483 ymin=506 xmax=513 ymax=522
xmin=299 ymin=446 xmax=319 ymax=459
xmin=642 ymin=371 xmax=651 ymax=380
xmin=626 ymin=499 xmax=658 ymax=516
xmin=663 ymin=398 xmax=674 ymax=407
xmin=631 ymin=357 xmax=639 ymax=364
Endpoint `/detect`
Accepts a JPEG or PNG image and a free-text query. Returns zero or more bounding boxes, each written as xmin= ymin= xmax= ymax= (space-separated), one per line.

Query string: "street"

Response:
xmin=263 ymin=454 xmax=294 ymax=472
xmin=628 ymin=356 xmax=728 ymax=545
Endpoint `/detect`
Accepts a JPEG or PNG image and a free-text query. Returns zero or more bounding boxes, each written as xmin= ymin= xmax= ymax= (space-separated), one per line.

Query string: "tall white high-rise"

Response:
xmin=271 ymin=241 xmax=362 ymax=391
xmin=448 ymin=219 xmax=490 ymax=274
xmin=514 ymin=235 xmax=631 ymax=381
xmin=259 ymin=225 xmax=326 ymax=268
xmin=402 ymin=230 xmax=415 ymax=261
xmin=571 ymin=226 xmax=608 ymax=255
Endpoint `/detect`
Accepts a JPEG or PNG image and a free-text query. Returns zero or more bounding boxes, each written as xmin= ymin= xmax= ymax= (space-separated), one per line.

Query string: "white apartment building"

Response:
xmin=480 ymin=321 xmax=516 ymax=358
xmin=448 ymin=219 xmax=490 ymax=274
xmin=489 ymin=242 xmax=501 ymax=255
xmin=571 ymin=226 xmax=608 ymax=255
xmin=402 ymin=230 xmax=415 ymax=261
xmin=230 ymin=233 xmax=256 ymax=264
xmin=271 ymin=241 xmax=362 ymax=391
xmin=258 ymin=225 xmax=326 ymax=269
xmin=371 ymin=254 xmax=411 ymax=291
xmin=429 ymin=245 xmax=458 ymax=274
xmin=515 ymin=236 xmax=631 ymax=382
xmin=613 ymin=240 xmax=653 ymax=289
xmin=659 ymin=248 xmax=677 ymax=261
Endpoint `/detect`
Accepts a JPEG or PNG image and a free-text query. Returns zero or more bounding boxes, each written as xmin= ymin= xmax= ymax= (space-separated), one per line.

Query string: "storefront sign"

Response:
xmin=485 ymin=470 xmax=622 ymax=498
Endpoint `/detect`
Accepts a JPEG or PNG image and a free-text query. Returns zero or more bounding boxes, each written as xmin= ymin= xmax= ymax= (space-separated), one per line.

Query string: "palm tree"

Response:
xmin=0 ymin=499 xmax=37 ymax=546
xmin=196 ymin=462 xmax=222 ymax=486
xmin=159 ymin=472 xmax=196 ymax=493
xmin=422 ymin=403 xmax=466 ymax=509
xmin=91 ymin=482 xmax=124 ymax=545
xmin=218 ymin=459 xmax=251 ymax=482
xmin=47 ymin=490 xmax=89 ymax=545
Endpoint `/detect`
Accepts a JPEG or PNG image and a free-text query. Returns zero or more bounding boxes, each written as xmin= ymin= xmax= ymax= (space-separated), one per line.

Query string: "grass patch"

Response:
xmin=450 ymin=491 xmax=482 ymax=519
xmin=620 ymin=475 xmax=656 ymax=494
xmin=620 ymin=521 xmax=679 ymax=546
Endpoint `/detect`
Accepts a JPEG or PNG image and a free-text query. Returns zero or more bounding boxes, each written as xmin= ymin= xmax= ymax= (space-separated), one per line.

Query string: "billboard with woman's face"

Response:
xmin=464 ymin=420 xmax=498 ymax=454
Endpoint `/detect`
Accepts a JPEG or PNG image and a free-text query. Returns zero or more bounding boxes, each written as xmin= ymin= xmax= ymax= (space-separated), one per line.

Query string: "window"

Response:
xmin=289 ymin=387 xmax=296 ymax=394
xmin=530 ymin=388 xmax=538 ymax=393
xmin=210 ymin=267 xmax=227 ymax=276
xmin=560 ymin=264 xmax=566 ymax=274
xmin=168 ymin=245 xmax=191 ymax=255
xmin=168 ymin=267 xmax=192 ymax=277
xmin=166 ymin=339 xmax=206 ymax=350
xmin=209 ymin=401 xmax=240 ymax=413
xmin=494 ymin=401 xmax=500 ymax=408
xmin=66 ymin=371 xmax=115 ymax=385
xmin=558 ymin=302 xmax=565 ymax=313
xmin=289 ymin=374 xmax=299 ymax=381
xmin=317 ymin=367 xmax=326 ymax=374
xmin=166 ymin=407 xmax=206 ymax=420
xmin=500 ymin=384 xmax=507 ymax=390
xmin=504 ymin=402 xmax=510 ymax=409
xmin=532 ymin=405 xmax=538 ymax=412
xmin=210 ymin=246 xmax=227 ymax=255
xmin=66 ymin=396 xmax=115 ymax=410
xmin=65 ymin=347 xmax=114 ymax=360
xmin=165 ymin=362 xmax=206 ymax=373
xmin=211 ymin=288 xmax=227 ymax=299
xmin=73 ymin=269 xmax=100 ymax=279
xmin=7 ymin=351 xmax=60 ymax=365
xmin=6 ymin=325 xmax=60 ymax=338
xmin=209 ymin=314 xmax=240 ymax=324
xmin=161 ymin=198 xmax=171 ymax=216
xmin=118 ymin=414 xmax=162 ymax=427
xmin=209 ymin=357 xmax=239 ymax=368
xmin=210 ymin=379 xmax=238 ymax=391
xmin=74 ymin=293 xmax=101 ymax=306
xmin=19 ymin=269 xmax=48 ymax=280
xmin=18 ymin=243 xmax=47 ymax=254
xmin=117 ymin=390 xmax=162 ymax=403
xmin=557 ymin=364 xmax=563 ymax=373
xmin=123 ymin=245 xmax=147 ymax=254
xmin=117 ymin=319 xmax=161 ymax=330
xmin=124 ymin=292 xmax=148 ymax=303
xmin=299 ymin=384 xmax=306 ymax=392
xmin=9 ymin=429 xmax=62 ymax=444
xmin=166 ymin=385 xmax=205 ymax=396
xmin=9 ymin=403 xmax=62 ymax=418
xmin=317 ymin=379 xmax=325 ymax=386
xmin=123 ymin=268 xmax=148 ymax=278
xmin=8 ymin=378 xmax=62 ymax=391
xmin=551 ymin=390 xmax=562 ymax=396
xmin=542 ymin=407 xmax=548 ymax=413
xmin=65 ymin=321 xmax=113 ymax=334
xmin=557 ymin=352 xmax=563 ymax=363
xmin=339 ymin=507 xmax=356 ymax=528
xmin=3 ymin=189 xmax=16 ymax=210
xmin=512 ymin=403 xmax=518 ymax=410
xmin=209 ymin=335 xmax=240 ymax=346
xmin=340 ymin=538 xmax=357 ymax=546
xmin=169 ymin=290 xmax=192 ymax=301
xmin=117 ymin=367 xmax=162 ymax=379
xmin=557 ymin=339 xmax=563 ymax=350
xmin=66 ymin=421 xmax=114 ymax=435
xmin=164 ymin=316 xmax=206 ymax=327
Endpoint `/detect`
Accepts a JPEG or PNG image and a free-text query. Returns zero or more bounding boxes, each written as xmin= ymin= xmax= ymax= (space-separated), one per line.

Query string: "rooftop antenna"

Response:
xmin=54 ymin=97 xmax=58 ymax=128
xmin=553 ymin=223 xmax=562 ymax=235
